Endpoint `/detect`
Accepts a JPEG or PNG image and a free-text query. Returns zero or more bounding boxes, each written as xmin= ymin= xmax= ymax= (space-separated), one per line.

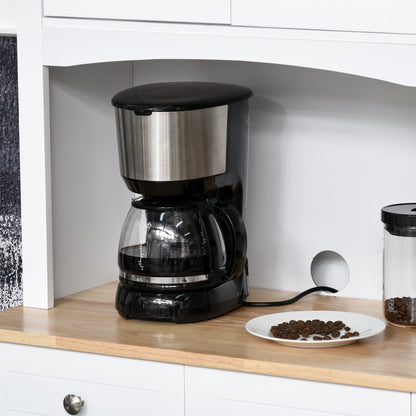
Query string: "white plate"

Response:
xmin=245 ymin=310 xmax=386 ymax=348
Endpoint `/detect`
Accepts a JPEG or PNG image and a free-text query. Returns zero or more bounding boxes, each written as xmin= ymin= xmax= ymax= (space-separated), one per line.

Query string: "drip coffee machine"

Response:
xmin=111 ymin=82 xmax=253 ymax=323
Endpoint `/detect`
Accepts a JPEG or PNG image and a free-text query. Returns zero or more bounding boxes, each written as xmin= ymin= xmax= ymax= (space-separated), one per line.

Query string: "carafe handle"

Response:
xmin=206 ymin=203 xmax=247 ymax=280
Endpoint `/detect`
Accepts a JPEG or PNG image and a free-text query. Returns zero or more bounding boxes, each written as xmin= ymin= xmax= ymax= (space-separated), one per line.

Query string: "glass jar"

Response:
xmin=381 ymin=203 xmax=416 ymax=327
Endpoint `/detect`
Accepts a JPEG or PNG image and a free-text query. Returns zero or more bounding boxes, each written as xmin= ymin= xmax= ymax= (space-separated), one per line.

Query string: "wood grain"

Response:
xmin=0 ymin=282 xmax=415 ymax=392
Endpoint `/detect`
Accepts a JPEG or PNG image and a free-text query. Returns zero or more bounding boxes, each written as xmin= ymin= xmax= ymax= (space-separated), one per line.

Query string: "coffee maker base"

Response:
xmin=115 ymin=275 xmax=249 ymax=324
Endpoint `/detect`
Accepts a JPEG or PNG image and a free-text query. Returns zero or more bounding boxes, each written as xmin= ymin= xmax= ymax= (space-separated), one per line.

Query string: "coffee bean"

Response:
xmin=270 ymin=319 xmax=360 ymax=341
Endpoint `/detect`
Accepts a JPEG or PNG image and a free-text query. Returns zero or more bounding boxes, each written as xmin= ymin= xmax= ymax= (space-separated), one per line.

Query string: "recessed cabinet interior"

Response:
xmin=43 ymin=0 xmax=231 ymax=24
xmin=232 ymin=0 xmax=416 ymax=34
xmin=47 ymin=59 xmax=416 ymax=304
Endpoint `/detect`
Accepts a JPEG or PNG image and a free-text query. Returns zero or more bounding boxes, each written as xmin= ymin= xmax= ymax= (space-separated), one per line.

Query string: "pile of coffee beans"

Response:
xmin=270 ymin=319 xmax=360 ymax=341
xmin=384 ymin=297 xmax=416 ymax=326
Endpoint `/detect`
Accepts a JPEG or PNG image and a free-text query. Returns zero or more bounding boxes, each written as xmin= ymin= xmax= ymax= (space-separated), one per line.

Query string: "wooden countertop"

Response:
xmin=0 ymin=282 xmax=415 ymax=392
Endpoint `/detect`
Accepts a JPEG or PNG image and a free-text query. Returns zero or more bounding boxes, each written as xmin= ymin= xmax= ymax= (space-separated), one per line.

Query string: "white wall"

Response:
xmin=131 ymin=60 xmax=416 ymax=299
xmin=50 ymin=59 xmax=416 ymax=300
xmin=49 ymin=62 xmax=133 ymax=299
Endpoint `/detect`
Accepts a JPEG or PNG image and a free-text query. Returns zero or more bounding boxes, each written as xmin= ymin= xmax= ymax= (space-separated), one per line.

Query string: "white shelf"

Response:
xmin=43 ymin=18 xmax=416 ymax=87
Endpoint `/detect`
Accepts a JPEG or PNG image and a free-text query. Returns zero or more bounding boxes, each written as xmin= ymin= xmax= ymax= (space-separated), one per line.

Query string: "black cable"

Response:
xmin=242 ymin=286 xmax=338 ymax=307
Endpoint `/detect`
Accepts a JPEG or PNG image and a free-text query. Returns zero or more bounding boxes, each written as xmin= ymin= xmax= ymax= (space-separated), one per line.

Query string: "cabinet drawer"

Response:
xmin=6 ymin=372 xmax=157 ymax=415
xmin=232 ymin=0 xmax=416 ymax=35
xmin=43 ymin=0 xmax=231 ymax=25
xmin=186 ymin=366 xmax=411 ymax=416
xmin=0 ymin=343 xmax=184 ymax=416
xmin=413 ymin=393 xmax=416 ymax=416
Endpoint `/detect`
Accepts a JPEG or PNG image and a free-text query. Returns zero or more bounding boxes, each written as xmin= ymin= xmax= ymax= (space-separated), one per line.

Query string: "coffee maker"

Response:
xmin=111 ymin=82 xmax=253 ymax=323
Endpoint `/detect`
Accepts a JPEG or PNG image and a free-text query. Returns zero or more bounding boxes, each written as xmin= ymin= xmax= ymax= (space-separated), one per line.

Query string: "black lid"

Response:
xmin=381 ymin=203 xmax=416 ymax=229
xmin=111 ymin=82 xmax=253 ymax=114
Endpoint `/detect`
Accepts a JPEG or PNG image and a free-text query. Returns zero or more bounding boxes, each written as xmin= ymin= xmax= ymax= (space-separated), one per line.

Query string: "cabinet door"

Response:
xmin=0 ymin=343 xmax=184 ymax=416
xmin=43 ymin=0 xmax=230 ymax=24
xmin=232 ymin=0 xmax=416 ymax=35
xmin=185 ymin=366 xmax=410 ymax=416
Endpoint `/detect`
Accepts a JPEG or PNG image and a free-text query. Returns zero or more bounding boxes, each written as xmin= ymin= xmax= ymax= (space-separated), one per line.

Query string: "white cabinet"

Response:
xmin=42 ymin=0 xmax=416 ymax=34
xmin=17 ymin=0 xmax=416 ymax=312
xmin=185 ymin=366 xmax=411 ymax=416
xmin=0 ymin=343 xmax=184 ymax=416
xmin=43 ymin=0 xmax=230 ymax=24
xmin=232 ymin=0 xmax=416 ymax=35
xmin=0 ymin=342 xmax=414 ymax=415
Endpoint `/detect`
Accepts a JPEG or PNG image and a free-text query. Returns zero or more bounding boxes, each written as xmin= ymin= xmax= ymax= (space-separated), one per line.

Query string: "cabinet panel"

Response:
xmin=185 ymin=366 xmax=411 ymax=416
xmin=0 ymin=343 xmax=184 ymax=416
xmin=0 ymin=0 xmax=16 ymax=34
xmin=232 ymin=0 xmax=416 ymax=35
xmin=43 ymin=0 xmax=231 ymax=24
xmin=6 ymin=372 xmax=158 ymax=415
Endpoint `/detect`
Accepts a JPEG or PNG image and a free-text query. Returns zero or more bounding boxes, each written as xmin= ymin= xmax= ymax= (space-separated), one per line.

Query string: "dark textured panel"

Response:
xmin=0 ymin=36 xmax=22 ymax=310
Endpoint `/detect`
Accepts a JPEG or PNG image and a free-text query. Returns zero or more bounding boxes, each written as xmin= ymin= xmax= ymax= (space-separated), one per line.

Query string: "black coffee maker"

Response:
xmin=111 ymin=82 xmax=253 ymax=323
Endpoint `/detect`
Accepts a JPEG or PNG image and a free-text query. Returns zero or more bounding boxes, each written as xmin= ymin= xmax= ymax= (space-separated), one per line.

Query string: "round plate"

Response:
xmin=246 ymin=310 xmax=386 ymax=348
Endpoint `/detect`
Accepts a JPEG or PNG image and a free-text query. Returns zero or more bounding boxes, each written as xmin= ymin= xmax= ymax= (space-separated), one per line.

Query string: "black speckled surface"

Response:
xmin=0 ymin=36 xmax=22 ymax=310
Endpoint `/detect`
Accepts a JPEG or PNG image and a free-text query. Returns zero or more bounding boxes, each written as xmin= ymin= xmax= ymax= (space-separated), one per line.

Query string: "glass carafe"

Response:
xmin=118 ymin=196 xmax=247 ymax=290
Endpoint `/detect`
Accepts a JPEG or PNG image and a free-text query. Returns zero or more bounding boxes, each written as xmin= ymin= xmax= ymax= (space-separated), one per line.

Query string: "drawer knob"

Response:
xmin=63 ymin=394 xmax=84 ymax=415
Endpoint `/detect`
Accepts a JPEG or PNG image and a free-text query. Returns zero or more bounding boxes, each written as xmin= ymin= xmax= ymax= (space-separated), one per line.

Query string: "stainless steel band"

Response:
xmin=120 ymin=271 xmax=209 ymax=284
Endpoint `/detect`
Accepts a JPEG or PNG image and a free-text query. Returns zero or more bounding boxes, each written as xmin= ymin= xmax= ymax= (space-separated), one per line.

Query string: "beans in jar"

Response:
xmin=384 ymin=297 xmax=416 ymax=326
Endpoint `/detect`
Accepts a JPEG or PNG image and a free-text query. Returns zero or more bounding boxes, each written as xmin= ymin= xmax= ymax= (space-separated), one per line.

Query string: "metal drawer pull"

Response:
xmin=63 ymin=394 xmax=84 ymax=415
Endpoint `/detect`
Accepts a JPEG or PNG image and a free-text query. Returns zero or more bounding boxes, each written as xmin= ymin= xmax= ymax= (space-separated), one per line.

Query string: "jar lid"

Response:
xmin=111 ymin=82 xmax=253 ymax=114
xmin=381 ymin=203 xmax=416 ymax=228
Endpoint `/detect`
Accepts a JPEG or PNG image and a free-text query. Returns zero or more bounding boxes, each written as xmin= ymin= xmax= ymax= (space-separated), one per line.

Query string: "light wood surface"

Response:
xmin=0 ymin=282 xmax=415 ymax=392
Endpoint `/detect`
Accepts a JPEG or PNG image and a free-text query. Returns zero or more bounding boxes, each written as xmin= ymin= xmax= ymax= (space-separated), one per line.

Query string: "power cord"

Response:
xmin=242 ymin=286 xmax=338 ymax=307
